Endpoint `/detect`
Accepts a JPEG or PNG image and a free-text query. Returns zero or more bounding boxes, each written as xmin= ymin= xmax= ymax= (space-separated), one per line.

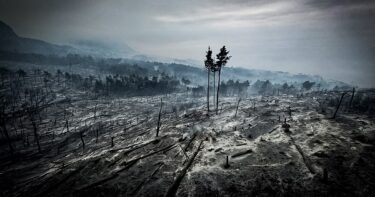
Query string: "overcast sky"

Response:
xmin=0 ymin=0 xmax=374 ymax=87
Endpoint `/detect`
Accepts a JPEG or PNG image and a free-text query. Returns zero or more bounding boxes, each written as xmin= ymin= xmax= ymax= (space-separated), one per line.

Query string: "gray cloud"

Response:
xmin=0 ymin=0 xmax=374 ymax=87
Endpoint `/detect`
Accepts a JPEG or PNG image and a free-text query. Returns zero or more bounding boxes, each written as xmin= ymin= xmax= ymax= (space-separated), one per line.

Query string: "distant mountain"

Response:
xmin=71 ymin=40 xmax=136 ymax=58
xmin=131 ymin=54 xmax=201 ymax=67
xmin=0 ymin=21 xmax=136 ymax=58
xmin=0 ymin=21 xmax=349 ymax=89
xmin=0 ymin=21 xmax=202 ymax=63
xmin=0 ymin=20 xmax=17 ymax=38
xmin=0 ymin=21 xmax=78 ymax=55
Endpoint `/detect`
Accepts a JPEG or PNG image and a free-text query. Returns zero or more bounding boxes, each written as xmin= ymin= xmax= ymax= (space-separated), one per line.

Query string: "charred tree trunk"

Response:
xmin=224 ymin=155 xmax=230 ymax=168
xmin=65 ymin=119 xmax=69 ymax=133
xmin=156 ymin=98 xmax=163 ymax=137
xmin=1 ymin=123 xmax=14 ymax=154
xmin=96 ymin=128 xmax=99 ymax=143
xmin=234 ymin=98 xmax=241 ymax=117
xmin=94 ymin=103 xmax=98 ymax=120
xmin=165 ymin=140 xmax=203 ymax=197
xmin=80 ymin=130 xmax=85 ymax=150
xmin=251 ymin=100 xmax=256 ymax=111
xmin=31 ymin=120 xmax=41 ymax=152
xmin=332 ymin=92 xmax=347 ymax=119
xmin=349 ymin=87 xmax=355 ymax=108
xmin=323 ymin=168 xmax=328 ymax=183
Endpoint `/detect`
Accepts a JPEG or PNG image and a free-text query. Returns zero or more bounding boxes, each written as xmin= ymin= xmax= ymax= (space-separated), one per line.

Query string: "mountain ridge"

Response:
xmin=0 ymin=20 xmax=350 ymax=89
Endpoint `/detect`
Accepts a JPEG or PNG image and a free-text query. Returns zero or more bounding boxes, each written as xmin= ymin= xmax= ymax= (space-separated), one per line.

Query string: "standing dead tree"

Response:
xmin=287 ymin=106 xmax=292 ymax=117
xmin=250 ymin=99 xmax=256 ymax=111
xmin=80 ymin=129 xmax=85 ymax=151
xmin=323 ymin=168 xmax=328 ymax=183
xmin=65 ymin=118 xmax=70 ymax=133
xmin=24 ymin=88 xmax=49 ymax=153
xmin=0 ymin=69 xmax=27 ymax=155
xmin=348 ymin=87 xmax=355 ymax=109
xmin=62 ymin=101 xmax=73 ymax=134
xmin=0 ymin=96 xmax=14 ymax=154
xmin=223 ymin=155 xmax=230 ymax=168
xmin=96 ymin=126 xmax=99 ymax=143
xmin=22 ymin=82 xmax=60 ymax=153
xmin=156 ymin=98 xmax=163 ymax=137
xmin=234 ymin=98 xmax=242 ymax=117
xmin=332 ymin=92 xmax=348 ymax=119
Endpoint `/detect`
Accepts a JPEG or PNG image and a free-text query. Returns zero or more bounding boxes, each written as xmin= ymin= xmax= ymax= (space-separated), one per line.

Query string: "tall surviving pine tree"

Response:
xmin=211 ymin=61 xmax=218 ymax=109
xmin=204 ymin=47 xmax=215 ymax=114
xmin=215 ymin=46 xmax=231 ymax=114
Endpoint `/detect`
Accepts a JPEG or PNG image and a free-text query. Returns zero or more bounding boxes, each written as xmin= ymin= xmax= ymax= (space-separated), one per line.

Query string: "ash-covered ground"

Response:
xmin=1 ymin=91 xmax=374 ymax=197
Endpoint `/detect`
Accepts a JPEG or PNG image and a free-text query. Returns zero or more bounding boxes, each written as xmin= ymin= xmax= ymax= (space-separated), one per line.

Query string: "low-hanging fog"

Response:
xmin=0 ymin=0 xmax=374 ymax=87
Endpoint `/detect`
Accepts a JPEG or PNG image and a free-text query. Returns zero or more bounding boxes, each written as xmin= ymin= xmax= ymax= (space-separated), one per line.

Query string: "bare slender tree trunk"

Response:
xmin=65 ymin=119 xmax=69 ymax=133
xmin=332 ymin=92 xmax=347 ymax=119
xmin=323 ymin=168 xmax=328 ymax=182
xmin=224 ymin=155 xmax=230 ymax=168
xmin=96 ymin=128 xmax=99 ymax=143
xmin=235 ymin=98 xmax=241 ymax=117
xmin=156 ymin=98 xmax=163 ymax=137
xmin=216 ymin=69 xmax=222 ymax=114
xmin=207 ymin=70 xmax=210 ymax=114
xmin=32 ymin=121 xmax=41 ymax=152
xmin=80 ymin=131 xmax=85 ymax=150
xmin=1 ymin=124 xmax=13 ymax=154
xmin=213 ymin=71 xmax=216 ymax=109
xmin=349 ymin=87 xmax=355 ymax=108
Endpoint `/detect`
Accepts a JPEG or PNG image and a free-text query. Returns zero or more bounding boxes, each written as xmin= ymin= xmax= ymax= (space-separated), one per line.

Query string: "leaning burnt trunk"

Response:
xmin=156 ymin=98 xmax=163 ymax=137
xmin=332 ymin=92 xmax=347 ymax=119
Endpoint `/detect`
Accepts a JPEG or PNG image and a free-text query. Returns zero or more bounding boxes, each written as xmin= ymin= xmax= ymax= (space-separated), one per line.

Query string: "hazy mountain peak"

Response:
xmin=70 ymin=39 xmax=136 ymax=58
xmin=0 ymin=21 xmax=137 ymax=58
xmin=0 ymin=20 xmax=17 ymax=38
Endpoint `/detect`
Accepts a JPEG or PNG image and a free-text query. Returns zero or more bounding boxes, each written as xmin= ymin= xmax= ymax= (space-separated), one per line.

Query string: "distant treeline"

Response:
xmin=0 ymin=50 xmax=353 ymax=93
xmin=0 ymin=50 xmax=95 ymax=65
xmin=191 ymin=79 xmax=351 ymax=97
xmin=0 ymin=50 xmax=206 ymax=84
xmin=58 ymin=70 xmax=181 ymax=96
xmin=0 ymin=67 xmax=181 ymax=97
xmin=192 ymin=80 xmax=250 ymax=97
xmin=220 ymin=80 xmax=250 ymax=96
xmin=93 ymin=74 xmax=180 ymax=96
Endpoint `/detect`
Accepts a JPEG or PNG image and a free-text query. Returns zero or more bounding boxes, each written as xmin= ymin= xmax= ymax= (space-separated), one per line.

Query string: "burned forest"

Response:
xmin=1 ymin=1 xmax=375 ymax=197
